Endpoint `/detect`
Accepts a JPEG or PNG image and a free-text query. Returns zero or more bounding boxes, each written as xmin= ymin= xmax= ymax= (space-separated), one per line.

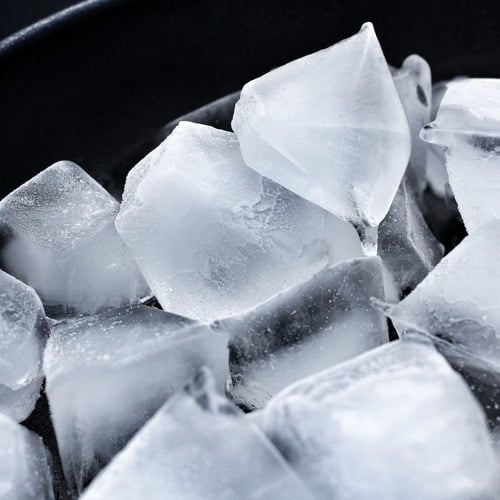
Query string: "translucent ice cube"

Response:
xmin=44 ymin=304 xmax=229 ymax=495
xmin=0 ymin=161 xmax=149 ymax=315
xmin=387 ymin=220 xmax=500 ymax=424
xmin=421 ymin=78 xmax=500 ymax=233
xmin=0 ymin=414 xmax=54 ymax=499
xmin=81 ymin=368 xmax=314 ymax=500
xmin=392 ymin=55 xmax=432 ymax=191
xmin=378 ymin=179 xmax=443 ymax=295
xmin=262 ymin=337 xmax=500 ymax=500
xmin=232 ymin=22 xmax=411 ymax=253
xmin=216 ymin=256 xmax=388 ymax=410
xmin=116 ymin=121 xmax=362 ymax=322
xmin=388 ymin=219 xmax=500 ymax=354
xmin=0 ymin=269 xmax=48 ymax=422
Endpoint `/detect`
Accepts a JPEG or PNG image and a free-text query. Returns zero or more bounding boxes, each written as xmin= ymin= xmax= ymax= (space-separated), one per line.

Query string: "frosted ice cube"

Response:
xmin=262 ymin=337 xmax=500 ymax=500
xmin=0 ymin=269 xmax=48 ymax=422
xmin=0 ymin=414 xmax=54 ymax=499
xmin=388 ymin=219 xmax=500 ymax=355
xmin=378 ymin=179 xmax=443 ymax=295
xmin=0 ymin=161 xmax=149 ymax=315
xmin=232 ymin=22 xmax=411 ymax=253
xmin=44 ymin=304 xmax=229 ymax=495
xmin=216 ymin=256 xmax=388 ymax=410
xmin=116 ymin=121 xmax=362 ymax=322
xmin=421 ymin=78 xmax=500 ymax=233
xmin=387 ymin=220 xmax=500 ymax=424
xmin=392 ymin=55 xmax=432 ymax=191
xmin=81 ymin=368 xmax=314 ymax=500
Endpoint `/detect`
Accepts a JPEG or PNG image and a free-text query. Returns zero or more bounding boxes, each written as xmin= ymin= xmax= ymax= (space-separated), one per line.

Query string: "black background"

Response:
xmin=1 ymin=0 xmax=500 ymax=197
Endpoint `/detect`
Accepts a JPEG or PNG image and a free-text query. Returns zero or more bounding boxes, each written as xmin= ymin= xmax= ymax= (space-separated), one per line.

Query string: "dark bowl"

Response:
xmin=2 ymin=1 xmax=500 ymax=497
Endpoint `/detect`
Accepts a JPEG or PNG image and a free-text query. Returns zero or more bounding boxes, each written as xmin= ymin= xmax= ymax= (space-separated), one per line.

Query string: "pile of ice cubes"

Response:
xmin=2 ymin=21 xmax=500 ymax=499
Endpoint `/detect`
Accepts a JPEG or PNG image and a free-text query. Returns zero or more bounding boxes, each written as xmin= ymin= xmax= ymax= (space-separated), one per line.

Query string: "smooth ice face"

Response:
xmin=388 ymin=220 xmax=500 ymax=368
xmin=116 ymin=121 xmax=362 ymax=322
xmin=0 ymin=414 xmax=54 ymax=500
xmin=216 ymin=256 xmax=388 ymax=410
xmin=0 ymin=161 xmax=149 ymax=315
xmin=232 ymin=22 xmax=411 ymax=251
xmin=392 ymin=55 xmax=432 ymax=191
xmin=262 ymin=338 xmax=500 ymax=500
xmin=378 ymin=179 xmax=443 ymax=295
xmin=81 ymin=368 xmax=314 ymax=500
xmin=44 ymin=305 xmax=229 ymax=495
xmin=0 ymin=270 xmax=48 ymax=422
xmin=421 ymin=78 xmax=500 ymax=233
xmin=425 ymin=80 xmax=451 ymax=197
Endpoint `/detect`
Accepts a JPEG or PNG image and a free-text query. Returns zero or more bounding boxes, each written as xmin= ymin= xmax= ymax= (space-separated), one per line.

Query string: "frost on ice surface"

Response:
xmin=116 ymin=121 xmax=361 ymax=322
xmin=262 ymin=337 xmax=500 ymax=500
xmin=81 ymin=368 xmax=314 ymax=500
xmin=43 ymin=305 xmax=228 ymax=495
xmin=0 ymin=269 xmax=48 ymax=422
xmin=387 ymin=220 xmax=500 ymax=424
xmin=0 ymin=414 xmax=54 ymax=500
xmin=232 ymin=22 xmax=410 ymax=252
xmin=391 ymin=55 xmax=432 ymax=191
xmin=421 ymin=78 xmax=500 ymax=233
xmin=216 ymin=256 xmax=388 ymax=410
xmin=378 ymin=179 xmax=443 ymax=295
xmin=388 ymin=220 xmax=500 ymax=359
xmin=0 ymin=161 xmax=149 ymax=315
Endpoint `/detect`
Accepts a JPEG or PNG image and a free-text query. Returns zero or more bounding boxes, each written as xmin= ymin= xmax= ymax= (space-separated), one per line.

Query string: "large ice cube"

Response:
xmin=0 ymin=269 xmax=48 ymax=422
xmin=232 ymin=22 xmax=411 ymax=253
xmin=0 ymin=414 xmax=54 ymax=499
xmin=388 ymin=219 xmax=500 ymax=352
xmin=378 ymin=179 xmax=443 ymax=295
xmin=421 ymin=78 xmax=500 ymax=233
xmin=116 ymin=121 xmax=362 ymax=322
xmin=0 ymin=161 xmax=149 ymax=315
xmin=392 ymin=55 xmax=432 ymax=191
xmin=44 ymin=304 xmax=229 ymax=495
xmin=81 ymin=368 xmax=314 ymax=500
xmin=216 ymin=256 xmax=388 ymax=410
xmin=262 ymin=337 xmax=500 ymax=500
xmin=386 ymin=220 xmax=500 ymax=424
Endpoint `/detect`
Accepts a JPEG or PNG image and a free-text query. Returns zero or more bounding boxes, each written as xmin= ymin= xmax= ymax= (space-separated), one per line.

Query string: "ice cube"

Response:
xmin=387 ymin=220 xmax=500 ymax=425
xmin=116 ymin=121 xmax=362 ymax=322
xmin=392 ymin=55 xmax=432 ymax=191
xmin=388 ymin=219 xmax=500 ymax=354
xmin=378 ymin=178 xmax=443 ymax=295
xmin=0 ymin=414 xmax=54 ymax=499
xmin=0 ymin=161 xmax=149 ymax=315
xmin=421 ymin=78 xmax=500 ymax=233
xmin=0 ymin=269 xmax=48 ymax=422
xmin=216 ymin=256 xmax=388 ymax=410
xmin=232 ymin=22 xmax=411 ymax=253
xmin=262 ymin=337 xmax=500 ymax=500
xmin=80 ymin=368 xmax=314 ymax=500
xmin=43 ymin=304 xmax=229 ymax=495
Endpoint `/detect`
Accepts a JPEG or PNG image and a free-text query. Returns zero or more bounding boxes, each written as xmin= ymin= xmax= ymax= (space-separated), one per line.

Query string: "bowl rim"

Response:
xmin=0 ymin=0 xmax=126 ymax=59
